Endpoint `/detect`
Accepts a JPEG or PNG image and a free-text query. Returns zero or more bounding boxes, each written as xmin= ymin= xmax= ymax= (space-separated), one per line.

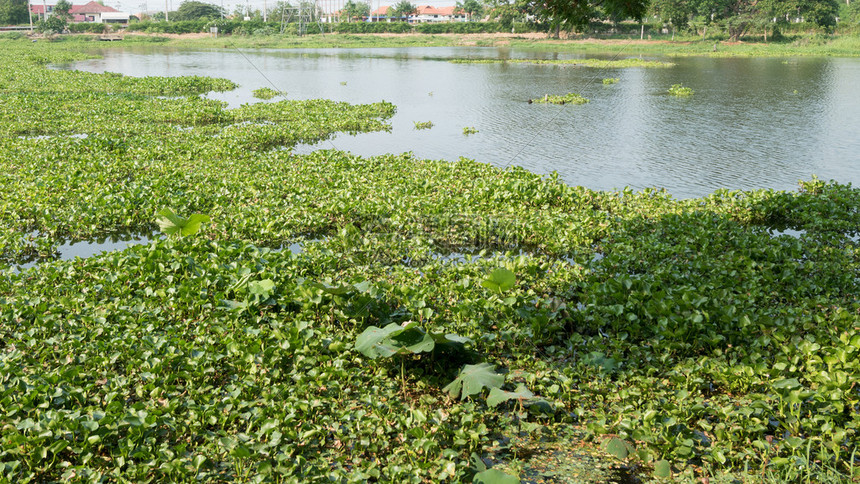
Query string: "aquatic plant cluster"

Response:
xmin=668 ymin=83 xmax=695 ymax=96
xmin=450 ymin=57 xmax=674 ymax=68
xmin=529 ymin=93 xmax=590 ymax=105
xmin=1 ymin=39 xmax=860 ymax=483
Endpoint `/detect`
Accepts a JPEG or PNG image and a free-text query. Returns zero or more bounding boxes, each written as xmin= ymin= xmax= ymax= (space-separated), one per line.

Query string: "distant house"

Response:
xmin=412 ymin=6 xmax=466 ymax=23
xmin=368 ymin=5 xmax=466 ymax=23
xmin=30 ymin=2 xmax=130 ymax=24
xmin=368 ymin=6 xmax=398 ymax=22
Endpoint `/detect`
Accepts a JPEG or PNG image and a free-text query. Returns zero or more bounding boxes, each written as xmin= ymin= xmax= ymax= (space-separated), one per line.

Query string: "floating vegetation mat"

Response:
xmin=668 ymin=83 xmax=694 ymax=96
xmin=450 ymin=58 xmax=674 ymax=68
xmin=252 ymin=87 xmax=283 ymax=99
xmin=1 ymin=38 xmax=859 ymax=483
xmin=529 ymin=93 xmax=589 ymax=105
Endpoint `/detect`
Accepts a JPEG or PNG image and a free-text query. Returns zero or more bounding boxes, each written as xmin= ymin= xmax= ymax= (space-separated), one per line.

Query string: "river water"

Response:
xmin=62 ymin=46 xmax=860 ymax=198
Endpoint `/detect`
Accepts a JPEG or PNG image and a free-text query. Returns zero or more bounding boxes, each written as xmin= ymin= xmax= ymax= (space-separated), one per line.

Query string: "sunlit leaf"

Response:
xmin=444 ymin=363 xmax=504 ymax=400
xmin=487 ymin=384 xmax=534 ymax=408
xmin=653 ymin=459 xmax=671 ymax=478
xmin=481 ymin=268 xmax=516 ymax=293
xmin=473 ymin=468 xmax=520 ymax=484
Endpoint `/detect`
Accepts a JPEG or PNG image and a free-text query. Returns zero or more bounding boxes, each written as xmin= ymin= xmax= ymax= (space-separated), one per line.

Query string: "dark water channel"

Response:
xmin=59 ymin=46 xmax=860 ymax=199
xmin=10 ymin=233 xmax=154 ymax=272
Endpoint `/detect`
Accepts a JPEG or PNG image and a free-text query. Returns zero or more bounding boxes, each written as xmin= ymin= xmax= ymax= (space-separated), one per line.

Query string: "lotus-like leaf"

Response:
xmin=355 ymin=323 xmax=405 ymax=359
xmin=355 ymin=322 xmax=436 ymax=358
xmin=390 ymin=325 xmax=435 ymax=354
xmin=653 ymin=459 xmax=672 ymax=478
xmin=604 ymin=437 xmax=635 ymax=459
xmin=156 ymin=208 xmax=210 ymax=237
xmin=487 ymin=384 xmax=534 ymax=408
xmin=444 ymin=363 xmax=504 ymax=400
xmin=481 ymin=268 xmax=516 ymax=293
xmin=473 ymin=468 xmax=520 ymax=484
xmin=248 ymin=279 xmax=275 ymax=298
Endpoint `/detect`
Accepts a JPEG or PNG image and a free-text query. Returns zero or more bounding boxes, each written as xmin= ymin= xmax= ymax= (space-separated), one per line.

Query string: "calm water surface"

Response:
xmin=64 ymin=47 xmax=860 ymax=198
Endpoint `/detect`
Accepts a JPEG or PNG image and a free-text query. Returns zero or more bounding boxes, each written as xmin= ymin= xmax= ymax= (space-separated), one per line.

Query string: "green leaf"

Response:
xmin=49 ymin=439 xmax=69 ymax=455
xmin=481 ymin=268 xmax=516 ymax=293
xmin=181 ymin=213 xmax=211 ymax=236
xmin=430 ymin=332 xmax=472 ymax=347
xmin=653 ymin=459 xmax=671 ymax=478
xmin=604 ymin=437 xmax=634 ymax=459
xmin=444 ymin=363 xmax=504 ymax=400
xmin=487 ymin=384 xmax=534 ymax=408
xmin=473 ymin=468 xmax=520 ymax=484
xmin=155 ymin=208 xmax=184 ymax=235
xmin=355 ymin=322 xmax=445 ymax=358
xmin=391 ymin=325 xmax=435 ymax=354
xmin=470 ymin=452 xmax=487 ymax=472
xmin=773 ymin=378 xmax=801 ymax=390
xmin=155 ymin=208 xmax=210 ymax=237
xmin=248 ymin=279 xmax=275 ymax=298
xmin=231 ymin=445 xmax=252 ymax=459
xmin=355 ymin=323 xmax=406 ymax=359
xmin=583 ymin=351 xmax=619 ymax=373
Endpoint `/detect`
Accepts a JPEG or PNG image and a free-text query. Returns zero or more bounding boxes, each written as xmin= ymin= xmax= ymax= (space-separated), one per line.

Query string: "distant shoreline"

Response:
xmin=15 ymin=29 xmax=860 ymax=57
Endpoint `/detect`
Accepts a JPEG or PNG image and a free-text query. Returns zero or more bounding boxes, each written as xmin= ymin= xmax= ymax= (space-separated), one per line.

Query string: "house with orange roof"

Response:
xmin=413 ymin=5 xmax=466 ymax=23
xmin=368 ymin=4 xmax=466 ymax=23
xmin=30 ymin=1 xmax=130 ymax=24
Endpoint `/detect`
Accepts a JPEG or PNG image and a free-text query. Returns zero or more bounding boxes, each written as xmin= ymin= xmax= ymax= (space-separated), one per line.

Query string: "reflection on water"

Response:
xmin=58 ymin=47 xmax=860 ymax=198
xmin=12 ymin=233 xmax=154 ymax=272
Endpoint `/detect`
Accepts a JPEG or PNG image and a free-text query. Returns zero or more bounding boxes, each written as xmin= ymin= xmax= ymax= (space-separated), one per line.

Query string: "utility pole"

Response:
xmin=28 ymin=0 xmax=33 ymax=29
xmin=164 ymin=0 xmax=168 ymax=20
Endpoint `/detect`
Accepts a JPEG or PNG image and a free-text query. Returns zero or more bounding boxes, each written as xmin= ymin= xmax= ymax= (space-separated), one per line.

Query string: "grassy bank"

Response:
xmin=7 ymin=29 xmax=860 ymax=57
xmin=1 ymin=39 xmax=859 ymax=483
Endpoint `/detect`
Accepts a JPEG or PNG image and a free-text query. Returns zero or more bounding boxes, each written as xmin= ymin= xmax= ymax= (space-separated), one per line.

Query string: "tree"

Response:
xmin=54 ymin=0 xmax=72 ymax=19
xmin=172 ymin=0 xmax=224 ymax=20
xmin=341 ymin=0 xmax=369 ymax=22
xmin=389 ymin=0 xmax=416 ymax=20
xmin=533 ymin=0 xmax=649 ymax=30
xmin=485 ymin=0 xmax=535 ymax=29
xmin=456 ymin=0 xmax=483 ymax=21
xmin=793 ymin=0 xmax=839 ymax=29
xmin=269 ymin=1 xmax=292 ymax=21
xmin=0 ymin=0 xmax=29 ymax=25
xmin=689 ymin=0 xmax=839 ymax=41
xmin=37 ymin=0 xmax=71 ymax=32
xmin=650 ymin=0 xmax=693 ymax=33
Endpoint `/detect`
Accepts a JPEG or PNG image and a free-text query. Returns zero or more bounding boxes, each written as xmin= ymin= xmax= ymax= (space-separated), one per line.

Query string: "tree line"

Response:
xmin=3 ymin=0 xmax=859 ymax=39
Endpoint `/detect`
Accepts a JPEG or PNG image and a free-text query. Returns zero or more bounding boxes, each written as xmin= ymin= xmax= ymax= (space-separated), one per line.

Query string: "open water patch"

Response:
xmin=10 ymin=232 xmax=156 ymax=272
xmin=274 ymin=237 xmax=326 ymax=255
xmin=768 ymin=228 xmax=806 ymax=238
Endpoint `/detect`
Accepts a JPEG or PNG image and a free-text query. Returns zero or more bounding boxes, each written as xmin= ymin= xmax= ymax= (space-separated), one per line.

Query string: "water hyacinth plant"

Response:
xmin=529 ymin=93 xmax=589 ymax=105
xmin=252 ymin=87 xmax=282 ymax=99
xmin=668 ymin=83 xmax=694 ymax=96
xmin=0 ymin=39 xmax=859 ymax=483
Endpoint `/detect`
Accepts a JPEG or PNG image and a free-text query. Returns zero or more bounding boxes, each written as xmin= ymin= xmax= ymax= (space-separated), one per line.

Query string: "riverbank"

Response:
xmin=13 ymin=29 xmax=860 ymax=57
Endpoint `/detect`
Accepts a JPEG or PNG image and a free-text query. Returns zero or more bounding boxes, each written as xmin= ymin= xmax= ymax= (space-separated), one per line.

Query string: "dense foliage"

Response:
xmin=1 ymin=39 xmax=859 ymax=483
xmin=0 ymin=0 xmax=28 ymax=25
xmin=171 ymin=0 xmax=226 ymax=21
